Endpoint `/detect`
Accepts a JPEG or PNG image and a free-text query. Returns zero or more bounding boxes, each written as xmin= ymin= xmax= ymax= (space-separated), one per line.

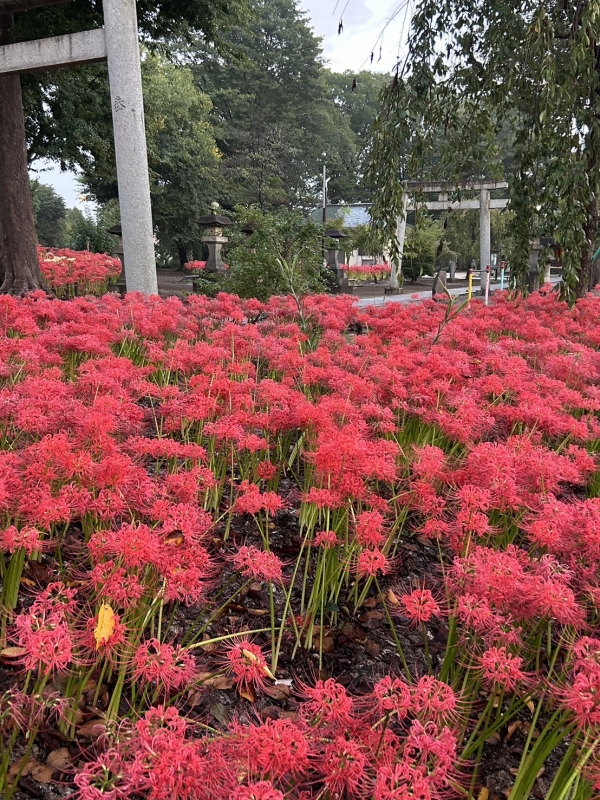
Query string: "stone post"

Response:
xmin=432 ymin=269 xmax=447 ymax=297
xmin=390 ymin=193 xmax=408 ymax=291
xmin=324 ymin=229 xmax=349 ymax=292
xmin=543 ymin=260 xmax=552 ymax=285
xmin=479 ymin=188 xmax=491 ymax=293
xmin=528 ymin=239 xmax=542 ymax=292
xmin=103 ymin=0 xmax=157 ymax=295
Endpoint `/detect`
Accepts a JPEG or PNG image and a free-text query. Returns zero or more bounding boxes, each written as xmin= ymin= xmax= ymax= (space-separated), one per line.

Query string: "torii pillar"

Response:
xmin=0 ymin=0 xmax=158 ymax=295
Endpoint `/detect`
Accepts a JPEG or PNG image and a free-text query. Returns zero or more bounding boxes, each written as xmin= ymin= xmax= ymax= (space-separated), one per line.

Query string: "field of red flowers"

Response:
xmin=38 ymin=249 xmax=122 ymax=297
xmin=1 ymin=286 xmax=600 ymax=800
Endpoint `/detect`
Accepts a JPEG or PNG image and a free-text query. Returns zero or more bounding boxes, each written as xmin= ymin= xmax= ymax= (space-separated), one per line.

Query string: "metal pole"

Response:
xmin=484 ymin=264 xmax=491 ymax=306
xmin=500 ymin=260 xmax=505 ymax=291
xmin=322 ymin=164 xmax=327 ymax=225
xmin=103 ymin=0 xmax=157 ymax=295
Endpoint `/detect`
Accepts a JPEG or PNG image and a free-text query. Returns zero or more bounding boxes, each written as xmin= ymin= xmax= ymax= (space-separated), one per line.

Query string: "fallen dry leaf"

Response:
xmin=0 ymin=646 xmax=27 ymax=661
xmin=212 ymin=675 xmax=234 ymax=690
xmin=239 ymin=684 xmax=256 ymax=702
xmin=46 ymin=747 xmax=72 ymax=772
xmin=478 ymin=789 xmax=489 ymax=800
xmin=94 ymin=604 xmax=115 ymax=649
xmin=364 ymin=640 xmax=380 ymax=658
xmin=312 ymin=635 xmax=335 ymax=653
xmin=263 ymin=684 xmax=291 ymax=700
xmin=387 ymin=589 xmax=401 ymax=606
xmin=77 ymin=719 xmax=106 ymax=739
xmin=9 ymin=757 xmax=54 ymax=784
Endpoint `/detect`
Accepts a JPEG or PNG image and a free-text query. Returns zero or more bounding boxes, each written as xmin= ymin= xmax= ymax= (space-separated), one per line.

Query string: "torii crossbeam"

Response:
xmin=0 ymin=0 xmax=158 ymax=295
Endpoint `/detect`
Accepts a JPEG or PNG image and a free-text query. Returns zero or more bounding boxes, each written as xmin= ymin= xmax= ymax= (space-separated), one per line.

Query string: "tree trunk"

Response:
xmin=577 ymin=195 xmax=599 ymax=298
xmin=0 ymin=14 xmax=49 ymax=295
xmin=177 ymin=243 xmax=188 ymax=269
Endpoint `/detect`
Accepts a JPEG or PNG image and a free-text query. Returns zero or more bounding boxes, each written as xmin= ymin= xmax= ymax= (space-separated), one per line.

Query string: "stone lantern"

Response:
xmin=528 ymin=238 xmax=542 ymax=292
xmin=240 ymin=222 xmax=258 ymax=238
xmin=197 ymin=214 xmax=233 ymax=273
xmin=324 ymin=228 xmax=349 ymax=292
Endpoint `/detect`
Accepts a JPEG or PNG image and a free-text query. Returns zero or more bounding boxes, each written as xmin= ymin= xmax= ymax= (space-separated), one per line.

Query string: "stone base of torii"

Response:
xmin=0 ymin=0 xmax=158 ymax=295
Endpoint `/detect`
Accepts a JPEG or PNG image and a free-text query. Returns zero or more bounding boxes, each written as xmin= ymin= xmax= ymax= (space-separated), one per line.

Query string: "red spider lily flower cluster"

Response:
xmin=75 ymin=675 xmax=463 ymax=799
xmin=1 ymin=286 xmax=600 ymax=794
xmin=38 ymin=247 xmax=122 ymax=296
xmin=184 ymin=260 xmax=207 ymax=271
xmin=340 ymin=263 xmax=391 ymax=278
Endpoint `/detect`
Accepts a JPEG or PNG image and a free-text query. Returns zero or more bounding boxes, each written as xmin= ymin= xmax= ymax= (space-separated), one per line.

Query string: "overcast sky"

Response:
xmin=35 ymin=0 xmax=411 ymax=207
xmin=298 ymin=0 xmax=410 ymax=73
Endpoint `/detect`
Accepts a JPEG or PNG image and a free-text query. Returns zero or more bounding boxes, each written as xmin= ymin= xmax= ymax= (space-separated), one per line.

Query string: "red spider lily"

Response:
xmin=232 ymin=783 xmax=284 ymax=800
xmin=0 ymin=525 xmax=47 ymax=555
xmin=133 ymin=639 xmax=196 ymax=692
xmin=228 ymin=718 xmax=310 ymax=780
xmin=232 ymin=545 xmax=285 ymax=583
xmin=479 ymin=646 xmax=527 ymax=693
xmin=223 ymin=639 xmax=274 ymax=692
xmin=298 ymin=678 xmax=354 ymax=728
xmin=397 ymin=588 xmax=443 ymax=626
xmin=370 ymin=675 xmax=413 ymax=719
xmin=355 ymin=509 xmax=386 ymax=548
xmin=14 ymin=609 xmax=73 ymax=675
xmin=313 ymin=529 xmax=339 ymax=548
xmin=355 ymin=548 xmax=392 ymax=578
xmin=320 ymin=735 xmax=369 ymax=797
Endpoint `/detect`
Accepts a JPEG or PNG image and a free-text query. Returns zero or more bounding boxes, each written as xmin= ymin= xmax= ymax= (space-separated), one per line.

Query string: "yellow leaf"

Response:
xmin=94 ymin=604 xmax=115 ymax=649
xmin=241 ymin=648 xmax=275 ymax=680
xmin=478 ymin=789 xmax=489 ymax=800
xmin=387 ymin=589 xmax=400 ymax=606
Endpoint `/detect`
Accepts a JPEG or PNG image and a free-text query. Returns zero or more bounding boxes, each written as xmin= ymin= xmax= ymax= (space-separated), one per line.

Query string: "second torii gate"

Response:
xmin=391 ymin=180 xmax=510 ymax=292
xmin=0 ymin=0 xmax=158 ymax=295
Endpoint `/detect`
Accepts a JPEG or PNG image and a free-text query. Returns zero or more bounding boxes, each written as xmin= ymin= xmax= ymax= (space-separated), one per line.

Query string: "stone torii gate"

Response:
xmin=0 ymin=0 xmax=158 ymax=295
xmin=392 ymin=180 xmax=510 ymax=292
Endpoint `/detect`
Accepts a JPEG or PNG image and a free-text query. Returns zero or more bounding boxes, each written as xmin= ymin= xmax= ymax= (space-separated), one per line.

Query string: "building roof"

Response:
xmin=310 ymin=205 xmax=372 ymax=228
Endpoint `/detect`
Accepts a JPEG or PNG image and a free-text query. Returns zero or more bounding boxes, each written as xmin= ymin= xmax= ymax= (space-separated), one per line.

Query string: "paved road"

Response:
xmin=356 ymin=278 xmax=561 ymax=308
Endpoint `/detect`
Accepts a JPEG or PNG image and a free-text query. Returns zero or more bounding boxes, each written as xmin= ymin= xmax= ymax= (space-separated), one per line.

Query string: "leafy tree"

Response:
xmin=190 ymin=0 xmax=359 ymax=209
xmin=71 ymin=54 xmax=220 ymax=266
xmin=221 ymin=207 xmax=326 ymax=301
xmin=0 ymin=0 xmax=249 ymax=294
xmin=322 ymin=70 xmax=388 ymax=202
xmin=367 ymin=0 xmax=600 ymax=299
xmin=443 ymin=209 xmax=515 ymax=271
xmin=65 ymin=202 xmax=119 ymax=255
xmin=30 ymin=179 xmax=67 ymax=248
xmin=403 ymin=217 xmax=446 ymax=283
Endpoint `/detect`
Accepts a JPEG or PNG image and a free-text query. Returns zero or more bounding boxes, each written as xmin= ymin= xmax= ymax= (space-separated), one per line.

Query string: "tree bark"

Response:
xmin=0 ymin=14 xmax=49 ymax=295
xmin=177 ymin=243 xmax=188 ymax=269
xmin=577 ymin=195 xmax=599 ymax=298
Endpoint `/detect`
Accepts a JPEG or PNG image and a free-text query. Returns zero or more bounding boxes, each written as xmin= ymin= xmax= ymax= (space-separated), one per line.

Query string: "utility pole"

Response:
xmin=322 ymin=164 xmax=327 ymax=224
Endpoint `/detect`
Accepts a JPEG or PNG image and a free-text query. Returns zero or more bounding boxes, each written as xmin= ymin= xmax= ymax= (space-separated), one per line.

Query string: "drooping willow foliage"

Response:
xmin=367 ymin=0 xmax=600 ymax=300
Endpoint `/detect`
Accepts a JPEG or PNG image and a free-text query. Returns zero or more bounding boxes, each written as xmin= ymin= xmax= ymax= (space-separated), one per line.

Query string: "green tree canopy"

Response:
xmin=367 ymin=0 xmax=600 ymax=299
xmin=30 ymin=179 xmax=67 ymax=247
xmin=0 ymin=0 xmax=249 ymax=294
xmin=68 ymin=54 xmax=221 ymax=265
xmin=189 ymin=0 xmax=363 ymax=209
xmin=222 ymin=206 xmax=327 ymax=300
